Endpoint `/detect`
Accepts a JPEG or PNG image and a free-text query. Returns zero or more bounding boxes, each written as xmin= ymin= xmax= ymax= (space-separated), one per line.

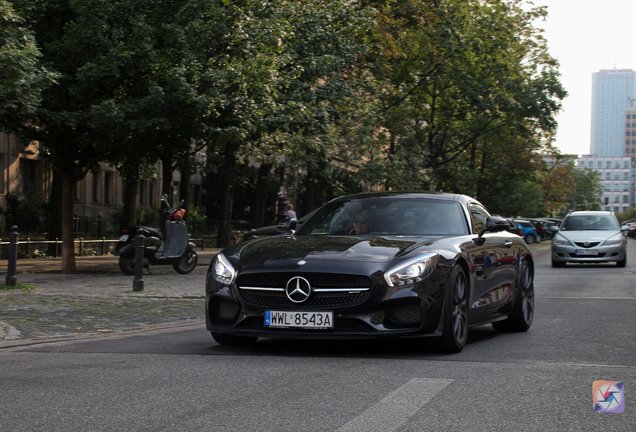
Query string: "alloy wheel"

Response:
xmin=520 ymin=264 xmax=534 ymax=324
xmin=452 ymin=273 xmax=468 ymax=343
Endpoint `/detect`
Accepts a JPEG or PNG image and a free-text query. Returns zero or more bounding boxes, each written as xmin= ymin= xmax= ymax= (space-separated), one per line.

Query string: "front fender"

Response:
xmin=116 ymin=242 xmax=135 ymax=256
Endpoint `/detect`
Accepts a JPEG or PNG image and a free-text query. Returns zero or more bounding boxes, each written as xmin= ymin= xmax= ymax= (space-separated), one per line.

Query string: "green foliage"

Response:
xmin=0 ymin=282 xmax=33 ymax=292
xmin=109 ymin=204 xmax=160 ymax=229
xmin=361 ymin=0 xmax=566 ymax=196
xmin=0 ymin=0 xmax=55 ymax=132
xmin=11 ymin=190 xmax=47 ymax=234
xmin=3 ymin=0 xmax=571 ymax=239
xmin=616 ymin=208 xmax=636 ymax=223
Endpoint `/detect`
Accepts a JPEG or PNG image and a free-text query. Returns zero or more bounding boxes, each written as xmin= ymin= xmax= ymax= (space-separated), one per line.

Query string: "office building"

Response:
xmin=577 ymin=155 xmax=634 ymax=213
xmin=590 ymin=69 xmax=636 ymax=157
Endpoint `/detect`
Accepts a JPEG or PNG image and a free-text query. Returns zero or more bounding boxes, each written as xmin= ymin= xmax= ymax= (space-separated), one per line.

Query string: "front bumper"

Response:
xmin=205 ymin=273 xmax=447 ymax=339
xmin=551 ymin=242 xmax=626 ymax=264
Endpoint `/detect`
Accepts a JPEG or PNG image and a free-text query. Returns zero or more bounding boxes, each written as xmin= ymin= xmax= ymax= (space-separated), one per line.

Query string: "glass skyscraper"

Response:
xmin=590 ymin=69 xmax=636 ymax=156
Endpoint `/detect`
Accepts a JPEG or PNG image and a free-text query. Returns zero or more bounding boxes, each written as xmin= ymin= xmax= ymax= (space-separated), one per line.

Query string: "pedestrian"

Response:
xmin=286 ymin=203 xmax=297 ymax=221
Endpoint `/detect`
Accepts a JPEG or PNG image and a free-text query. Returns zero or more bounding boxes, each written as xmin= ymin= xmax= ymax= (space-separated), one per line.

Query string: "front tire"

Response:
xmin=211 ymin=332 xmax=257 ymax=346
xmin=617 ymin=257 xmax=626 ymax=268
xmin=118 ymin=255 xmax=135 ymax=275
xmin=524 ymin=235 xmax=535 ymax=244
xmin=173 ymin=247 xmax=198 ymax=274
xmin=439 ymin=265 xmax=469 ymax=353
xmin=493 ymin=260 xmax=534 ymax=332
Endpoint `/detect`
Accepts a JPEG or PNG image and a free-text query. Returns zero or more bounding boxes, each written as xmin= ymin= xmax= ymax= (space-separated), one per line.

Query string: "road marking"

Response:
xmin=336 ymin=378 xmax=452 ymax=432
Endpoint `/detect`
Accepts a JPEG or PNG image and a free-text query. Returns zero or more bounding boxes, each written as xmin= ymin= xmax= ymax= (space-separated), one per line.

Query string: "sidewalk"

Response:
xmin=0 ymin=248 xmax=221 ymax=348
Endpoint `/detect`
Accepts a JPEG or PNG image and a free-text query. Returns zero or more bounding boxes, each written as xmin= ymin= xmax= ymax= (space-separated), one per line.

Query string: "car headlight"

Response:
xmin=212 ymin=253 xmax=237 ymax=285
xmin=552 ymin=235 xmax=571 ymax=246
xmin=384 ymin=253 xmax=438 ymax=287
xmin=604 ymin=235 xmax=624 ymax=246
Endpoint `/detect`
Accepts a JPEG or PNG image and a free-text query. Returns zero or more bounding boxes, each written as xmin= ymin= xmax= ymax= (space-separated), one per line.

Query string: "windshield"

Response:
xmin=296 ymin=197 xmax=470 ymax=236
xmin=561 ymin=214 xmax=620 ymax=231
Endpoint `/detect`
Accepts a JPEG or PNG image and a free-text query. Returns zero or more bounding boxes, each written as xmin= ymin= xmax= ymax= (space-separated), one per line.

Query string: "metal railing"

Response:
xmin=0 ymin=237 xmax=218 ymax=258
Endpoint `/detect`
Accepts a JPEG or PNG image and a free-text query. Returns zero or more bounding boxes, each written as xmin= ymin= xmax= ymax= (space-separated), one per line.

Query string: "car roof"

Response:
xmin=328 ymin=191 xmax=473 ymax=205
xmin=567 ymin=211 xmax=614 ymax=216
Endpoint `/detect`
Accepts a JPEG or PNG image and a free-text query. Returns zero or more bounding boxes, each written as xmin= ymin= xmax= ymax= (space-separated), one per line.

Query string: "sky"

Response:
xmin=532 ymin=0 xmax=636 ymax=156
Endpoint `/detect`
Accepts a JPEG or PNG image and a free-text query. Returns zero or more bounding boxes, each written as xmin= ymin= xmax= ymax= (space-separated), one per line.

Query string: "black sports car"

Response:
xmin=206 ymin=192 xmax=534 ymax=352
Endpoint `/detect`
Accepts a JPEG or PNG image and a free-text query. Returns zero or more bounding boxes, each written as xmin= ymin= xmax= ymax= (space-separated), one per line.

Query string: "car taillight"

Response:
xmin=120 ymin=228 xmax=129 ymax=234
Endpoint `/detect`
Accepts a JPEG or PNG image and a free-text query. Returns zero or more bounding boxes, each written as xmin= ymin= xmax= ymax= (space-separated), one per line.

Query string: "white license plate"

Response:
xmin=576 ymin=249 xmax=598 ymax=256
xmin=265 ymin=310 xmax=333 ymax=329
xmin=119 ymin=234 xmax=129 ymax=242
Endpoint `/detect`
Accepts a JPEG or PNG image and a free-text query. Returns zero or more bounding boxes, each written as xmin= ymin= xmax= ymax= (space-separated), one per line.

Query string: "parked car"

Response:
xmin=207 ymin=192 xmax=535 ymax=353
xmin=514 ymin=219 xmax=541 ymax=244
xmin=550 ymin=211 xmax=627 ymax=267
xmin=620 ymin=221 xmax=636 ymax=239
xmin=541 ymin=217 xmax=562 ymax=226
xmin=504 ymin=217 xmax=523 ymax=236
xmin=527 ymin=219 xmax=552 ymax=241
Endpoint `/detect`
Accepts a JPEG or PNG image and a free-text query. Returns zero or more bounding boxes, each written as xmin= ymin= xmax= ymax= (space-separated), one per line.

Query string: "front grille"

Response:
xmin=237 ymin=272 xmax=371 ymax=289
xmin=237 ymin=272 xmax=372 ymax=309
xmin=574 ymin=242 xmax=600 ymax=248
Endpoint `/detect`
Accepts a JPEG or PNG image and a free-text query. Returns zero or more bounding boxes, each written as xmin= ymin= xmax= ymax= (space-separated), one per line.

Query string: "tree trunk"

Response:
xmin=385 ymin=132 xmax=397 ymax=191
xmin=46 ymin=171 xmax=62 ymax=256
xmin=121 ymin=178 xmax=138 ymax=228
xmin=252 ymin=164 xmax=271 ymax=227
xmin=303 ymin=162 xmax=316 ymax=214
xmin=179 ymin=159 xmax=192 ymax=215
xmin=60 ymin=172 xmax=77 ymax=273
xmin=161 ymin=158 xmax=173 ymax=196
xmin=477 ymin=142 xmax=487 ymax=201
xmin=217 ymin=141 xmax=238 ymax=247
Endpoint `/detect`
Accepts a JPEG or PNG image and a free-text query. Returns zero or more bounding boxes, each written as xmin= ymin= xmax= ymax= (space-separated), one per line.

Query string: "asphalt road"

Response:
xmin=1 ymin=240 xmax=634 ymax=431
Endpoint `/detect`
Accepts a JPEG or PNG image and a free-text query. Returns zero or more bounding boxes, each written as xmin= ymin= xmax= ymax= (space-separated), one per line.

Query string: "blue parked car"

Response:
xmin=514 ymin=219 xmax=541 ymax=244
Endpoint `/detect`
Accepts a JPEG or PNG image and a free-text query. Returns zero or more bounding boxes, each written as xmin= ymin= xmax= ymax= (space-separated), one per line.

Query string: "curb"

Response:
xmin=0 ymin=320 xmax=204 ymax=351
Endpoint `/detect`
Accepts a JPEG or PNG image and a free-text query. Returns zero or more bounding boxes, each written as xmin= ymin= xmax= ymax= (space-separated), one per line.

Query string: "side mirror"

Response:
xmin=549 ymin=225 xmax=558 ymax=232
xmin=288 ymin=219 xmax=298 ymax=231
xmin=484 ymin=216 xmax=510 ymax=233
xmin=473 ymin=216 xmax=509 ymax=245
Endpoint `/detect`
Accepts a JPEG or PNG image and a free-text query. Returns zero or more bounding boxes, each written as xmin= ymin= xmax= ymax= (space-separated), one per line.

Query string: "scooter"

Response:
xmin=114 ymin=194 xmax=198 ymax=275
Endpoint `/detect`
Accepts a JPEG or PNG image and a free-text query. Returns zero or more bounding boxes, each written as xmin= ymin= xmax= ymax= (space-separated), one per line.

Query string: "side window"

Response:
xmin=468 ymin=203 xmax=490 ymax=234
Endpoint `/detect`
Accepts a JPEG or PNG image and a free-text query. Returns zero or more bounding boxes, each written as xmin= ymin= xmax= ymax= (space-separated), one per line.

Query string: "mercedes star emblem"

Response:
xmin=285 ymin=276 xmax=312 ymax=303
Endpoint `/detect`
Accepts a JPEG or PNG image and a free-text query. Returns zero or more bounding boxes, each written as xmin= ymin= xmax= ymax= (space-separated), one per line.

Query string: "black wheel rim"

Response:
xmin=452 ymin=273 xmax=468 ymax=343
xmin=180 ymin=251 xmax=196 ymax=270
xmin=123 ymin=258 xmax=134 ymax=271
xmin=520 ymin=265 xmax=534 ymax=323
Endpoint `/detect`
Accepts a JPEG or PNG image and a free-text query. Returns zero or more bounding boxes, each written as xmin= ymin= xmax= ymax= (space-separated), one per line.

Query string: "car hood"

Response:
xmin=557 ymin=230 xmax=621 ymax=243
xmin=228 ymin=235 xmax=439 ymax=273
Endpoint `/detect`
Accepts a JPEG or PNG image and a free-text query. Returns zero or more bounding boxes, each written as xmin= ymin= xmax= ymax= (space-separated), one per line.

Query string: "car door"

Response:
xmin=466 ymin=202 xmax=516 ymax=322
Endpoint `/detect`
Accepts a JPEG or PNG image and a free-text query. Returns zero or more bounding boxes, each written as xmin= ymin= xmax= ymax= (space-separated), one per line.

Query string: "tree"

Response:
xmin=357 ymin=0 xmax=566 ymax=195
xmin=0 ymin=0 xmax=53 ymax=132
xmin=11 ymin=1 xmax=215 ymax=270
xmin=567 ymin=167 xmax=602 ymax=213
